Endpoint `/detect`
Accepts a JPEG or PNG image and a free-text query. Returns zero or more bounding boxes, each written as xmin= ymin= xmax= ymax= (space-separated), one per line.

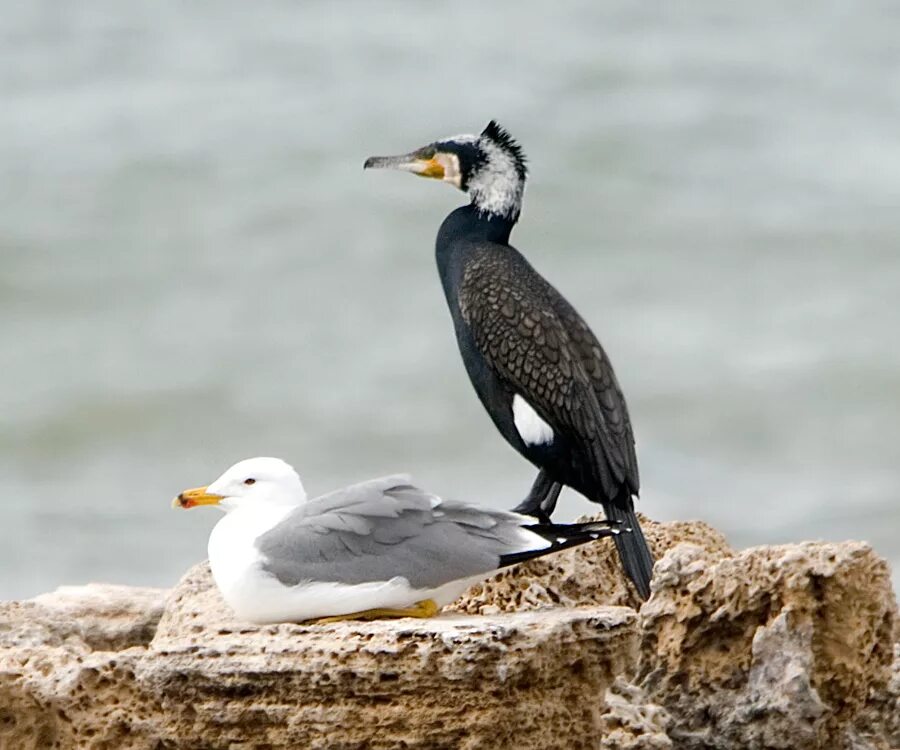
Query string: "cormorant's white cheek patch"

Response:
xmin=435 ymin=152 xmax=462 ymax=188
xmin=512 ymin=394 xmax=554 ymax=446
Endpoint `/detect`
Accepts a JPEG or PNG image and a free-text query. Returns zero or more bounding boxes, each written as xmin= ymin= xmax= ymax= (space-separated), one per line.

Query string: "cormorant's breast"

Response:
xmin=433 ymin=204 xmax=525 ymax=454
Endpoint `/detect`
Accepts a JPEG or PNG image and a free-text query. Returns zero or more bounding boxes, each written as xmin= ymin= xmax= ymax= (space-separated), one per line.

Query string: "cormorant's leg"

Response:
xmin=305 ymin=599 xmax=440 ymax=625
xmin=538 ymin=480 xmax=563 ymax=518
xmin=512 ymin=469 xmax=563 ymax=522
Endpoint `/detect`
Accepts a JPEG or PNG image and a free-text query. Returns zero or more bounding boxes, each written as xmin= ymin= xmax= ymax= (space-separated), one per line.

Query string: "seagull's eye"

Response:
xmin=244 ymin=478 xmax=256 ymax=486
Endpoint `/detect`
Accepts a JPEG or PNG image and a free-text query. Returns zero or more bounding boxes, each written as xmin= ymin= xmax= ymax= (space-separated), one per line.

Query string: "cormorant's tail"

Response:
xmin=498 ymin=520 xmax=623 ymax=568
xmin=602 ymin=495 xmax=654 ymax=600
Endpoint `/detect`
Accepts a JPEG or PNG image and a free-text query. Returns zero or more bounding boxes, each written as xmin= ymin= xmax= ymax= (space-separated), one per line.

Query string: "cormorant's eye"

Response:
xmin=244 ymin=478 xmax=256 ymax=486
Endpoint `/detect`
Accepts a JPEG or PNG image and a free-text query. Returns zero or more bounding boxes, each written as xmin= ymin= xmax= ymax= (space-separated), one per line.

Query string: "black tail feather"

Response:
xmin=602 ymin=498 xmax=654 ymax=600
xmin=498 ymin=520 xmax=623 ymax=569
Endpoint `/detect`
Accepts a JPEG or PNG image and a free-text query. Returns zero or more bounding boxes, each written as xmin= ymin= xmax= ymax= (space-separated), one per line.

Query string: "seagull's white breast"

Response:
xmin=207 ymin=504 xmax=294 ymax=615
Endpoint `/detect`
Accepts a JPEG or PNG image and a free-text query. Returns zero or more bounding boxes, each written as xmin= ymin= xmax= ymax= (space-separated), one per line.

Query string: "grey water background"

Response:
xmin=2 ymin=1 xmax=898 ymax=599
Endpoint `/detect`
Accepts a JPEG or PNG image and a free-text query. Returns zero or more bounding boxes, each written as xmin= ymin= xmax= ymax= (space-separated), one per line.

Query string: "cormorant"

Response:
xmin=364 ymin=121 xmax=654 ymax=600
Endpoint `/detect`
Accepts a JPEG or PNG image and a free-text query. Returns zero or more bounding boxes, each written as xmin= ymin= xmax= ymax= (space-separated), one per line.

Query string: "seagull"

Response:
xmin=173 ymin=457 xmax=624 ymax=624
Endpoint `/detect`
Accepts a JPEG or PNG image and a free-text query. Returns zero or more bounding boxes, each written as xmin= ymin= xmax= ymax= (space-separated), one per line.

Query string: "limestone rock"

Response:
xmin=0 ymin=583 xmax=164 ymax=654
xmin=637 ymin=540 xmax=897 ymax=750
xmin=850 ymin=642 xmax=900 ymax=750
xmin=28 ymin=584 xmax=167 ymax=651
xmin=152 ymin=560 xmax=235 ymax=640
xmin=147 ymin=607 xmax=637 ymax=749
xmin=0 ymin=584 xmax=167 ymax=749
xmin=0 ymin=520 xmax=896 ymax=750
xmin=599 ymin=678 xmax=673 ymax=749
xmin=451 ymin=514 xmax=733 ymax=613
xmin=142 ymin=561 xmax=638 ymax=748
xmin=0 ymin=563 xmax=638 ymax=750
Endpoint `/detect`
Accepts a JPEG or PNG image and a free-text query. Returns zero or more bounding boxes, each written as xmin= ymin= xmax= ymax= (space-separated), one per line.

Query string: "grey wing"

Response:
xmin=254 ymin=477 xmax=538 ymax=589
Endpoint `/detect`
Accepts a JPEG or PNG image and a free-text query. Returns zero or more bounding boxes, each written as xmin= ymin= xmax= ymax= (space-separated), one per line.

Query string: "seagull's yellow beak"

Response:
xmin=172 ymin=486 xmax=223 ymax=509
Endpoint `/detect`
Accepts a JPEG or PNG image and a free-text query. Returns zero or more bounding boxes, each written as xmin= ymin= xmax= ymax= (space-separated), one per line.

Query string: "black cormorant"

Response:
xmin=364 ymin=121 xmax=654 ymax=600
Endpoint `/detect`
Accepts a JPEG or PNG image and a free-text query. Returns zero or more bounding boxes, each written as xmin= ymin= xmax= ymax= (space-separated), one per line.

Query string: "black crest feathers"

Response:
xmin=480 ymin=120 xmax=528 ymax=179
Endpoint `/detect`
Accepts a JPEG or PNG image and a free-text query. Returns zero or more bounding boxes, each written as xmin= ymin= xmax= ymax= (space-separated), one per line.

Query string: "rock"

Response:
xmin=850 ymin=642 xmax=900 ymax=750
xmin=0 ymin=563 xmax=638 ymax=750
xmin=0 ymin=584 xmax=167 ymax=750
xmin=635 ymin=541 xmax=897 ymax=750
xmin=147 ymin=604 xmax=637 ymax=749
xmin=142 ymin=561 xmax=636 ymax=748
xmin=0 ymin=584 xmax=165 ymax=654
xmin=599 ymin=678 xmax=673 ymax=749
xmin=0 ymin=522 xmax=895 ymax=750
xmin=152 ymin=560 xmax=243 ymax=641
xmin=29 ymin=584 xmax=167 ymax=651
xmin=451 ymin=514 xmax=733 ymax=613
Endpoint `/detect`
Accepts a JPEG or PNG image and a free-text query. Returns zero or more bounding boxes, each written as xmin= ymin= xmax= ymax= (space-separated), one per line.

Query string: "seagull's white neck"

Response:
xmin=219 ymin=492 xmax=306 ymax=513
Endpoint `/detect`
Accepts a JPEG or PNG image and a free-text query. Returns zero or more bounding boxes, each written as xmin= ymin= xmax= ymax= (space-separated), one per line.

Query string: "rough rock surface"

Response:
xmin=635 ymin=541 xmax=896 ymax=750
xmin=850 ymin=641 xmax=900 ymax=750
xmin=0 ymin=518 xmax=896 ymax=750
xmin=1 ymin=570 xmax=636 ymax=750
xmin=26 ymin=584 xmax=167 ymax=651
xmin=0 ymin=584 xmax=168 ymax=750
xmin=453 ymin=515 xmax=898 ymax=749
xmin=450 ymin=514 xmax=733 ymax=613
xmin=598 ymin=678 xmax=673 ymax=749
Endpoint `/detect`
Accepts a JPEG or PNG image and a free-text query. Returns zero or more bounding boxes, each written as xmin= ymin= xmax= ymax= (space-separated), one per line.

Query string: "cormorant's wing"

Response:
xmin=549 ymin=294 xmax=639 ymax=493
xmin=253 ymin=476 xmax=549 ymax=589
xmin=457 ymin=246 xmax=632 ymax=496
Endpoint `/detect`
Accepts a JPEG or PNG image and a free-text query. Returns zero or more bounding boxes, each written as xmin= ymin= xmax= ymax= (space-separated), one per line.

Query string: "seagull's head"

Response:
xmin=364 ymin=120 xmax=527 ymax=222
xmin=172 ymin=457 xmax=307 ymax=513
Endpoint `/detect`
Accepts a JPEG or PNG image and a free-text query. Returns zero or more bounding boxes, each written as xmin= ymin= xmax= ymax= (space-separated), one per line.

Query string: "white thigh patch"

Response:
xmin=512 ymin=394 xmax=554 ymax=446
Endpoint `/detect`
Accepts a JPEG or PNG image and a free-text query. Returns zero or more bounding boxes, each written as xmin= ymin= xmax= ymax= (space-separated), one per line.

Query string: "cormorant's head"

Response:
xmin=364 ymin=120 xmax=528 ymax=222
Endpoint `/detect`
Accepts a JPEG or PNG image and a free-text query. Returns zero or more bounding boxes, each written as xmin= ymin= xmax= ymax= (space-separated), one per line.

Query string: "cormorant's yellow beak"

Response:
xmin=364 ymin=151 xmax=445 ymax=180
xmin=172 ymin=486 xmax=223 ymax=509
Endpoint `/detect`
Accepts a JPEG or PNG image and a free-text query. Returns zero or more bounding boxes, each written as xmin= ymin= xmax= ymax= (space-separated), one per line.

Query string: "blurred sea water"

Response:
xmin=1 ymin=0 xmax=899 ymax=598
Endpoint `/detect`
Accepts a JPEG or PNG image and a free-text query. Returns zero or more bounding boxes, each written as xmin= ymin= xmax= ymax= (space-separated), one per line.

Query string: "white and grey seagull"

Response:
xmin=173 ymin=457 xmax=625 ymax=624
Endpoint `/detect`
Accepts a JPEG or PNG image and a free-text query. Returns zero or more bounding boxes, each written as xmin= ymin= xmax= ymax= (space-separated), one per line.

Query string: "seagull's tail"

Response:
xmin=601 ymin=492 xmax=654 ymax=601
xmin=498 ymin=519 xmax=625 ymax=568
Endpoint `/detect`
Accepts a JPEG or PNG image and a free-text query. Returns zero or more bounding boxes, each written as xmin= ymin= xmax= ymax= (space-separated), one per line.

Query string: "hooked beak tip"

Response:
xmin=362 ymin=153 xmax=444 ymax=180
xmin=364 ymin=155 xmax=398 ymax=170
xmin=172 ymin=485 xmax=220 ymax=510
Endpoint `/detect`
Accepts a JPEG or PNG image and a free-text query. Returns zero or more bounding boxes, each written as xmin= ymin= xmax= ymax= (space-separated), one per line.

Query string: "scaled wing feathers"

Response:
xmin=458 ymin=250 xmax=636 ymax=494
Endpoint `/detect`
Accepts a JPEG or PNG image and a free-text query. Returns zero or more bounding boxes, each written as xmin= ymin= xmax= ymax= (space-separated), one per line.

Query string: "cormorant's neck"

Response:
xmin=468 ymin=179 xmax=524 ymax=223
xmin=466 ymin=141 xmax=526 ymax=222
xmin=438 ymin=204 xmax=517 ymax=248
